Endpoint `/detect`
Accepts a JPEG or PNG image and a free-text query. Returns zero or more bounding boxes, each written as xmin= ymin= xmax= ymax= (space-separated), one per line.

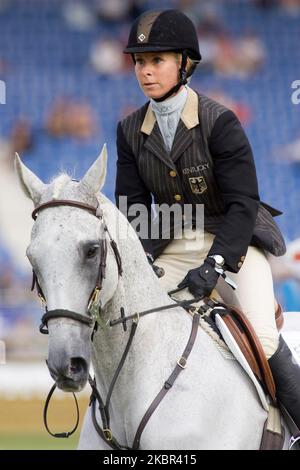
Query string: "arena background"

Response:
xmin=0 ymin=0 xmax=299 ymax=450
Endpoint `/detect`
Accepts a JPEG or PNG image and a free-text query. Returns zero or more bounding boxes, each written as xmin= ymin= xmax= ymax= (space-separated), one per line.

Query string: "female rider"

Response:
xmin=115 ymin=9 xmax=300 ymax=433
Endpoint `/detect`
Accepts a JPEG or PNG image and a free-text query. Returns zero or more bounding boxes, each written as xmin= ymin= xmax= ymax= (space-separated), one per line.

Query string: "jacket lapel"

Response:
xmin=141 ymin=104 xmax=176 ymax=170
xmin=144 ymin=123 xmax=176 ymax=169
xmin=170 ymin=120 xmax=193 ymax=163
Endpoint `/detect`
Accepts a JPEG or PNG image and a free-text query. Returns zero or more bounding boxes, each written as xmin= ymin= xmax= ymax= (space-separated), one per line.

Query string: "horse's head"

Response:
xmin=15 ymin=146 xmax=121 ymax=392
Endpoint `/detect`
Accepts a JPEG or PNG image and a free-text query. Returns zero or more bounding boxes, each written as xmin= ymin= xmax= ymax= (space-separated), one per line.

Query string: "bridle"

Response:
xmin=31 ymin=199 xmax=123 ymax=336
xmin=31 ymin=197 xmax=203 ymax=449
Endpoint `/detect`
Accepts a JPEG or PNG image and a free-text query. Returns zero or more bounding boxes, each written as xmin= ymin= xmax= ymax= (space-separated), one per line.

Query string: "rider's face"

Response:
xmin=134 ymin=52 xmax=181 ymax=100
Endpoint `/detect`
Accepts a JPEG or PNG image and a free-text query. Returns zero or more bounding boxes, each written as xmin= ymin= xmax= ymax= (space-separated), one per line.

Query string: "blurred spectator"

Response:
xmin=0 ymin=58 xmax=10 ymax=75
xmin=275 ymin=138 xmax=300 ymax=163
xmin=269 ymin=238 xmax=300 ymax=311
xmin=0 ymin=118 xmax=33 ymax=170
xmin=197 ymin=33 xmax=220 ymax=72
xmin=4 ymin=314 xmax=42 ymax=360
xmin=95 ymin=0 xmax=144 ymax=23
xmin=177 ymin=0 xmax=224 ymax=74
xmin=279 ymin=0 xmax=300 ymax=15
xmin=269 ymin=238 xmax=300 ymax=283
xmin=0 ymin=268 xmax=32 ymax=306
xmin=62 ymin=0 xmax=144 ymax=31
xmin=62 ymin=1 xmax=97 ymax=31
xmin=0 ymin=264 xmax=14 ymax=302
xmin=90 ymin=38 xmax=125 ymax=75
xmin=177 ymin=0 xmax=224 ymax=35
xmin=45 ymin=98 xmax=97 ymax=139
xmin=0 ymin=137 xmax=12 ymax=171
xmin=177 ymin=1 xmax=266 ymax=79
xmin=213 ymin=32 xmax=266 ymax=78
xmin=10 ymin=119 xmax=33 ymax=155
xmin=0 ymin=0 xmax=11 ymax=15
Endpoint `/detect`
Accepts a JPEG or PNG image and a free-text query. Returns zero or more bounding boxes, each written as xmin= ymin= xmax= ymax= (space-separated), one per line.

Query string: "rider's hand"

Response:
xmin=146 ymin=253 xmax=165 ymax=278
xmin=177 ymin=257 xmax=220 ymax=298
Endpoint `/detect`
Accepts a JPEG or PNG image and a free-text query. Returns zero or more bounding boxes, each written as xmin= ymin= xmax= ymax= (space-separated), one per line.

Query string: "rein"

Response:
xmin=31 ymin=197 xmax=203 ymax=449
xmin=43 ymin=382 xmax=80 ymax=438
xmin=87 ymin=298 xmax=202 ymax=450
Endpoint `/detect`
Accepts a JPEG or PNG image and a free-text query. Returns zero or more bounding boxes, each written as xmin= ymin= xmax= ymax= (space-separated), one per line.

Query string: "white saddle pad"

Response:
xmin=215 ymin=311 xmax=270 ymax=412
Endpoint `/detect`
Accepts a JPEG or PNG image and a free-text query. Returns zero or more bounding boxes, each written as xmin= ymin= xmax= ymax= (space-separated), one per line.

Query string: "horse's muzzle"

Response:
xmin=47 ymin=356 xmax=89 ymax=392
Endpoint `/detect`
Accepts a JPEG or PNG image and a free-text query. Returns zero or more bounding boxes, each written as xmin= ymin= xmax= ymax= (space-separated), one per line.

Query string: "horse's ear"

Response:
xmin=79 ymin=144 xmax=107 ymax=194
xmin=14 ymin=152 xmax=44 ymax=205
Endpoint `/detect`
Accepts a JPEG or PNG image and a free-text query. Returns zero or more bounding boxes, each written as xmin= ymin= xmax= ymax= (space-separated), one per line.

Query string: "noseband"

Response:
xmin=31 ymin=198 xmax=123 ymax=334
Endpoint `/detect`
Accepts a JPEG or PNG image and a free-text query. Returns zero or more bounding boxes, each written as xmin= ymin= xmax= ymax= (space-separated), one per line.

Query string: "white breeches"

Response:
xmin=156 ymin=229 xmax=279 ymax=358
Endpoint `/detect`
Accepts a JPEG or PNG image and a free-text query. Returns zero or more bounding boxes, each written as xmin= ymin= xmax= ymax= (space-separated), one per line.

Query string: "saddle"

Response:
xmin=209 ymin=301 xmax=283 ymax=405
xmin=207 ymin=300 xmax=285 ymax=450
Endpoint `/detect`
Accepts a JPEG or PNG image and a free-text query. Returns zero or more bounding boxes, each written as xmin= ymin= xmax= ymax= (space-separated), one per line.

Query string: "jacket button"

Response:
xmin=169 ymin=170 xmax=177 ymax=177
xmin=238 ymin=261 xmax=243 ymax=269
xmin=240 ymin=256 xmax=245 ymax=261
xmin=174 ymin=194 xmax=182 ymax=202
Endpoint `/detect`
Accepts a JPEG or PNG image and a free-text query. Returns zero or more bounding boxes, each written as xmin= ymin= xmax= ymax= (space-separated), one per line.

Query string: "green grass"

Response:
xmin=0 ymin=433 xmax=79 ymax=450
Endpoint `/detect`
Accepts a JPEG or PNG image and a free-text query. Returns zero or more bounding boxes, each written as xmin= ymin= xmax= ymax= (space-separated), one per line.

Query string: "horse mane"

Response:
xmin=49 ymin=174 xmax=72 ymax=200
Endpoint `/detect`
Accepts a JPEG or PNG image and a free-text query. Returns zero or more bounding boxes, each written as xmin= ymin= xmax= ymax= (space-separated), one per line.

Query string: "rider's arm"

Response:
xmin=207 ymin=110 xmax=260 ymax=273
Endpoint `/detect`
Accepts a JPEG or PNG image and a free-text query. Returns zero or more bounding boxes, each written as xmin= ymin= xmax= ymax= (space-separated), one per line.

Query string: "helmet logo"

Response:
xmin=138 ymin=33 xmax=146 ymax=42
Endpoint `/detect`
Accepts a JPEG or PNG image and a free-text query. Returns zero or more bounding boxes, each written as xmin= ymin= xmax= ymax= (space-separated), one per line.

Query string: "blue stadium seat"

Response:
xmin=0 ymin=0 xmax=300 ymax=313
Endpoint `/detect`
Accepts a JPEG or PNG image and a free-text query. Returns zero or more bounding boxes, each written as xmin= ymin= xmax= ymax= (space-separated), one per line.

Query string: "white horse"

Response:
xmin=16 ymin=146 xmax=277 ymax=450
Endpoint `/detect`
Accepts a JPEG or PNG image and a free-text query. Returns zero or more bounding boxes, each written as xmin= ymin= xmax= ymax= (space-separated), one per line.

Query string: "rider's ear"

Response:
xmin=14 ymin=152 xmax=45 ymax=205
xmin=79 ymin=144 xmax=107 ymax=194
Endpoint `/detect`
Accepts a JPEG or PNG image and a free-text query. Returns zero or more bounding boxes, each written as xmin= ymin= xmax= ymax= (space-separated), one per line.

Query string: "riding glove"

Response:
xmin=177 ymin=257 xmax=220 ymax=298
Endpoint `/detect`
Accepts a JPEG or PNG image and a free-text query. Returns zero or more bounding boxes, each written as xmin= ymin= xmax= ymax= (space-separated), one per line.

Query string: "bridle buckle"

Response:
xmin=91 ymin=287 xmax=101 ymax=305
xmin=177 ymin=356 xmax=187 ymax=369
xmin=38 ymin=294 xmax=46 ymax=307
xmin=88 ymin=288 xmax=101 ymax=322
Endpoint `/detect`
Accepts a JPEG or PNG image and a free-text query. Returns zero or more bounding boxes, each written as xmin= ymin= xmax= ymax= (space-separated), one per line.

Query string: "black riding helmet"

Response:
xmin=124 ymin=9 xmax=201 ymax=102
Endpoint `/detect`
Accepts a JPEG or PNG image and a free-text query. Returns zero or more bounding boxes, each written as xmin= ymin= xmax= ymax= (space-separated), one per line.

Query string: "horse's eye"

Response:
xmin=86 ymin=245 xmax=99 ymax=259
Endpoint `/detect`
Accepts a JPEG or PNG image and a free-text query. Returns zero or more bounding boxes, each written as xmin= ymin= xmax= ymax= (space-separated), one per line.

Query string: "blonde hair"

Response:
xmin=174 ymin=53 xmax=197 ymax=81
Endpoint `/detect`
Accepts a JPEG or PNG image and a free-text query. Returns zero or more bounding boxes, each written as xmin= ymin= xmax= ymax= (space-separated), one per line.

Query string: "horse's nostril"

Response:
xmin=70 ymin=357 xmax=87 ymax=376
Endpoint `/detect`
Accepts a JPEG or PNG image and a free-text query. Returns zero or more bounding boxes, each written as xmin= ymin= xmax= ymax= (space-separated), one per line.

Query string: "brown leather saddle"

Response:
xmin=210 ymin=301 xmax=284 ymax=404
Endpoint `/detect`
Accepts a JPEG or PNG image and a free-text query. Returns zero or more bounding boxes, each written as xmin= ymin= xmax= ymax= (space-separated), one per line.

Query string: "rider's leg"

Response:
xmin=268 ymin=336 xmax=300 ymax=432
xmin=215 ymin=245 xmax=278 ymax=359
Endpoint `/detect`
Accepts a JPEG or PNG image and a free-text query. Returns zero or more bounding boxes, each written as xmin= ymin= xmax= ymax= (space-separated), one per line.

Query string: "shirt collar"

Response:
xmin=141 ymin=87 xmax=199 ymax=135
xmin=150 ymin=86 xmax=187 ymax=116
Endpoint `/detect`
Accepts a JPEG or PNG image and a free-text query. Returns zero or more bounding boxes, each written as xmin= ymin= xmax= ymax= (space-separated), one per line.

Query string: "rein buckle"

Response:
xmin=103 ymin=428 xmax=113 ymax=441
xmin=177 ymin=356 xmax=187 ymax=369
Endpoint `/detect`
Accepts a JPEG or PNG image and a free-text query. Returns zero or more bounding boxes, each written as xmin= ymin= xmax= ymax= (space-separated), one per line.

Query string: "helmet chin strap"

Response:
xmin=153 ymin=50 xmax=188 ymax=103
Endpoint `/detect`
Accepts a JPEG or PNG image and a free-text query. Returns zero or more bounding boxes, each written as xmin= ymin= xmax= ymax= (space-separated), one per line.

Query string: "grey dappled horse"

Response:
xmin=16 ymin=147 xmax=276 ymax=449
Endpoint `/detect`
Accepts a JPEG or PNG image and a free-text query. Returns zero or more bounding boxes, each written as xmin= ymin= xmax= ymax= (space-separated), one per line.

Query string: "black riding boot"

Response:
xmin=268 ymin=335 xmax=300 ymax=431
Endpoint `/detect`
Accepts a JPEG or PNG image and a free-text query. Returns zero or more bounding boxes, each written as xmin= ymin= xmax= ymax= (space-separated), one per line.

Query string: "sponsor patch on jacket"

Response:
xmin=182 ymin=163 xmax=209 ymax=174
xmin=189 ymin=176 xmax=208 ymax=194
